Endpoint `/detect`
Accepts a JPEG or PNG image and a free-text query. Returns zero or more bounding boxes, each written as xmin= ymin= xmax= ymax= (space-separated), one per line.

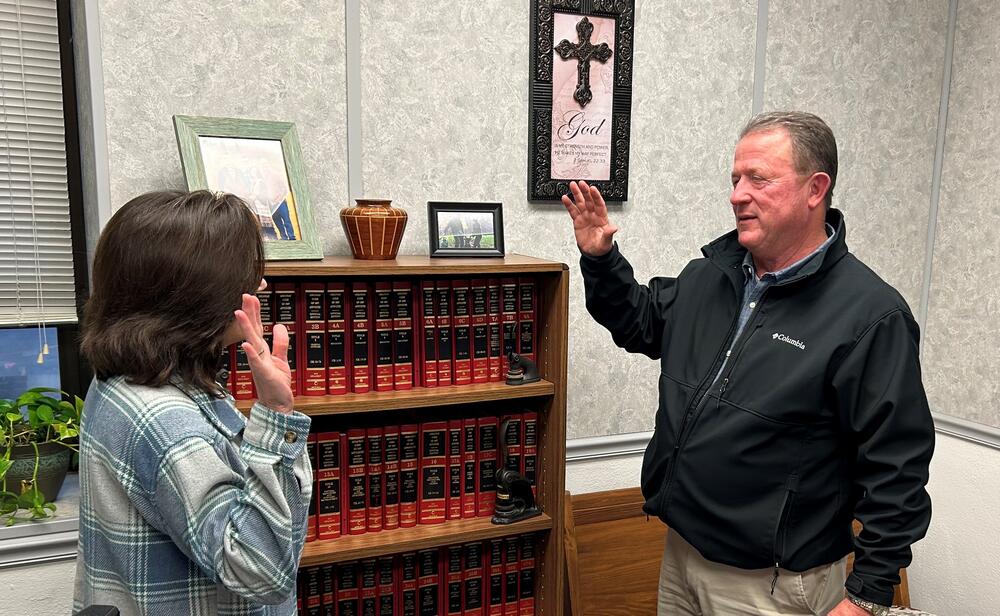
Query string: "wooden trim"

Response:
xmin=570 ymin=488 xmax=645 ymax=526
xmin=299 ymin=513 xmax=552 ymax=567
xmin=264 ymin=253 xmax=568 ymax=276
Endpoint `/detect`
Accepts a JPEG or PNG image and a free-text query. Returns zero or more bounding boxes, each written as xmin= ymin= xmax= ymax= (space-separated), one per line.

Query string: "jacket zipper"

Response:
xmin=770 ymin=475 xmax=800 ymax=594
xmin=661 ymin=293 xmax=768 ymax=509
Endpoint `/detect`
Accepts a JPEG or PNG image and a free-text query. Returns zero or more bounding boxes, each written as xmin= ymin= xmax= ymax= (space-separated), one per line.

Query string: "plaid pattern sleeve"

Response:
xmin=74 ymin=377 xmax=312 ymax=616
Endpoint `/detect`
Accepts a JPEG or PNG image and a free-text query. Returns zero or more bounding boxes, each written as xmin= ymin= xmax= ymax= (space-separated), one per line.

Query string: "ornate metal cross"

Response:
xmin=553 ymin=16 xmax=613 ymax=108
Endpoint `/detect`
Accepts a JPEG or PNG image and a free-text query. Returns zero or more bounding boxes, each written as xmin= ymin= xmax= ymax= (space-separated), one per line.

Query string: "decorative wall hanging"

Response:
xmin=528 ymin=0 xmax=635 ymax=202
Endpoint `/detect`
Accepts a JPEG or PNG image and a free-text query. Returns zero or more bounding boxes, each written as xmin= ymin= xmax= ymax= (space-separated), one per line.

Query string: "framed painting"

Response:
xmin=173 ymin=115 xmax=323 ymax=260
xmin=427 ymin=202 xmax=505 ymax=258
xmin=528 ymin=0 xmax=635 ymax=202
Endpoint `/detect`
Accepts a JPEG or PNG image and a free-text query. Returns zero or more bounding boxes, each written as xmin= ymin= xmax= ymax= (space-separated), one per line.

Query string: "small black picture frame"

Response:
xmin=427 ymin=202 xmax=505 ymax=258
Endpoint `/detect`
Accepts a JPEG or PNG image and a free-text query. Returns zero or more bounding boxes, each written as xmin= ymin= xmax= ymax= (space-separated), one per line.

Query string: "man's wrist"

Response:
xmin=847 ymin=592 xmax=890 ymax=616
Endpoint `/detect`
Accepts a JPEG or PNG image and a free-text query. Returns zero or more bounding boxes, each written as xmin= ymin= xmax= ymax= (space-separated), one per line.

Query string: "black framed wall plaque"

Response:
xmin=528 ymin=0 xmax=635 ymax=202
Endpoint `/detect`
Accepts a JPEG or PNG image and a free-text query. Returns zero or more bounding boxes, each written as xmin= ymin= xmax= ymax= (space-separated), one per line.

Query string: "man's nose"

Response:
xmin=730 ymin=179 xmax=751 ymax=205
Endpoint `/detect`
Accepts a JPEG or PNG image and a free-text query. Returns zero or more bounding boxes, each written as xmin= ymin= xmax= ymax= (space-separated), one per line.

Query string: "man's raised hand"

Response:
xmin=561 ymin=180 xmax=619 ymax=257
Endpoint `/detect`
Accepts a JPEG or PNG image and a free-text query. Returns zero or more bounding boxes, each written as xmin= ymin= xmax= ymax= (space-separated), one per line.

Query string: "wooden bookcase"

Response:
xmin=252 ymin=254 xmax=568 ymax=616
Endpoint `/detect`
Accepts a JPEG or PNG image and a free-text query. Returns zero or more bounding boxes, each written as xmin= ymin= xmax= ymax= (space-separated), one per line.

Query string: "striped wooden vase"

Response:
xmin=339 ymin=199 xmax=407 ymax=260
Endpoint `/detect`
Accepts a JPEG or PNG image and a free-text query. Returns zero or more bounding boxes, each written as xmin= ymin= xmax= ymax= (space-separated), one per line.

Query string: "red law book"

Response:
xmin=517 ymin=277 xmax=537 ymax=364
xmin=320 ymin=564 xmax=335 ymax=616
xmin=452 ymin=279 xmax=473 ymax=385
xmin=392 ymin=280 xmax=414 ymax=390
xmin=257 ymin=286 xmax=275 ymax=395
xmin=366 ymin=427 xmax=384 ymax=533
xmin=326 ymin=281 xmax=349 ymax=395
xmin=487 ymin=279 xmax=503 ymax=382
xmin=461 ymin=418 xmax=478 ymax=518
xmin=521 ymin=412 xmax=538 ymax=496
xmin=374 ymin=281 xmax=394 ymax=392
xmin=500 ymin=415 xmax=523 ymax=480
xmin=296 ymin=568 xmax=304 ymax=615
xmin=518 ymin=536 xmax=536 ymax=616
xmin=232 ymin=344 xmax=253 ymax=400
xmin=337 ymin=561 xmax=360 ymax=616
xmin=418 ymin=421 xmax=448 ymax=524
xmin=382 ymin=425 xmax=400 ymax=531
xmin=377 ymin=556 xmax=395 ymax=616
xmin=399 ymin=423 xmax=419 ymax=528
xmin=221 ymin=344 xmax=236 ymax=395
xmin=273 ymin=282 xmax=299 ymax=395
xmin=470 ymin=278 xmax=489 ymax=383
xmin=476 ymin=417 xmax=499 ymax=517
xmin=447 ymin=419 xmax=464 ymax=520
xmin=445 ymin=545 xmax=464 ymax=616
xmin=435 ymin=280 xmax=454 ymax=385
xmin=360 ymin=559 xmax=378 ymax=616
xmin=417 ymin=549 xmax=441 ymax=616
xmin=345 ymin=428 xmax=368 ymax=536
xmin=503 ymin=538 xmax=520 ymax=616
xmin=398 ymin=552 xmax=419 ymax=616
xmin=306 ymin=432 xmax=318 ymax=542
xmin=316 ymin=431 xmax=343 ymax=540
xmin=349 ymin=282 xmax=372 ymax=393
xmin=303 ymin=565 xmax=322 ymax=616
xmin=486 ymin=539 xmax=505 ymax=616
xmin=463 ymin=542 xmax=485 ymax=616
xmin=301 ymin=282 xmax=327 ymax=395
xmin=500 ymin=278 xmax=518 ymax=377
xmin=420 ymin=279 xmax=438 ymax=387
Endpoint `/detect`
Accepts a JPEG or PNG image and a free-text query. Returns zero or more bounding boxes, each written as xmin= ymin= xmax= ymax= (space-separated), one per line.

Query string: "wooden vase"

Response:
xmin=339 ymin=199 xmax=407 ymax=260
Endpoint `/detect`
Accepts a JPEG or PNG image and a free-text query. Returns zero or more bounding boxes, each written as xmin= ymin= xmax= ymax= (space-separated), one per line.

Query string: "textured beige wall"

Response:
xmin=360 ymin=0 xmax=757 ymax=438
xmin=923 ymin=0 xmax=1000 ymax=427
xmin=97 ymin=0 xmax=349 ymax=254
xmin=764 ymin=0 xmax=948 ymax=311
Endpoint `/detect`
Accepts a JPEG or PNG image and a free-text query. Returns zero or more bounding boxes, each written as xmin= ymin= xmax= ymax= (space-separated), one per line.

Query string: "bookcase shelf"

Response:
xmin=299 ymin=513 xmax=553 ymax=567
xmin=269 ymin=254 xmax=567 ymax=615
xmin=235 ymin=379 xmax=556 ymax=416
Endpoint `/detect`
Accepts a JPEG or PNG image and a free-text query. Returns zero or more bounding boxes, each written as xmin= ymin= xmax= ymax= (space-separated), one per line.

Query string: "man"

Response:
xmin=562 ymin=111 xmax=933 ymax=616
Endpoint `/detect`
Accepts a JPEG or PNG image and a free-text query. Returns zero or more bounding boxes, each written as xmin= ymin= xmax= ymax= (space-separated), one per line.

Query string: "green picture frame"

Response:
xmin=173 ymin=115 xmax=323 ymax=260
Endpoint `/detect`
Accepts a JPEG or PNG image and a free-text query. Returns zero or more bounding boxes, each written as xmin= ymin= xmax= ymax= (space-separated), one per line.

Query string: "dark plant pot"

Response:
xmin=3 ymin=441 xmax=72 ymax=501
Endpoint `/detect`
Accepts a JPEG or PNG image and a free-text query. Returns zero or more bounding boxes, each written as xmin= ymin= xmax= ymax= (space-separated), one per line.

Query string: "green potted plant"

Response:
xmin=0 ymin=387 xmax=82 ymax=526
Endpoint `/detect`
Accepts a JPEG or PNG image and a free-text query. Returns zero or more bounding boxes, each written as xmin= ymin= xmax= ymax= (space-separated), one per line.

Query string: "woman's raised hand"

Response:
xmin=234 ymin=293 xmax=294 ymax=414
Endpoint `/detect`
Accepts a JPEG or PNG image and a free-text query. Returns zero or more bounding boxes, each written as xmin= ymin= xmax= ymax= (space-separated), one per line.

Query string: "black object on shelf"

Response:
xmin=504 ymin=352 xmax=540 ymax=386
xmin=492 ymin=417 xmax=541 ymax=525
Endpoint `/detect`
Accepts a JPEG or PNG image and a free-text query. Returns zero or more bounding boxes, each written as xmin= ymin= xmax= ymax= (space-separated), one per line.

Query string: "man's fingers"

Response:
xmin=561 ymin=194 xmax=579 ymax=219
xmin=568 ymin=181 xmax=587 ymax=210
xmin=589 ymin=184 xmax=607 ymax=214
xmin=271 ymin=323 xmax=290 ymax=363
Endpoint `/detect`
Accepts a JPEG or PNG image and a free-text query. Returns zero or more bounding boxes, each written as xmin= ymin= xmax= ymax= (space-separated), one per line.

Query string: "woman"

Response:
xmin=75 ymin=190 xmax=311 ymax=616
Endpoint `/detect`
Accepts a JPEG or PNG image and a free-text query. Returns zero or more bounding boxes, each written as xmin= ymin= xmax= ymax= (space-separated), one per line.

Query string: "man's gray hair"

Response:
xmin=740 ymin=111 xmax=838 ymax=209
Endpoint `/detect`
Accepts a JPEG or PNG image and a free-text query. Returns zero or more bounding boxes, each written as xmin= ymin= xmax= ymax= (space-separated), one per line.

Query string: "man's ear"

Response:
xmin=807 ymin=172 xmax=832 ymax=209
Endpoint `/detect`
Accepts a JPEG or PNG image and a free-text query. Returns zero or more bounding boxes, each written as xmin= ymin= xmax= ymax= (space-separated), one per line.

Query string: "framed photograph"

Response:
xmin=427 ymin=202 xmax=505 ymax=258
xmin=173 ymin=115 xmax=323 ymax=260
xmin=528 ymin=0 xmax=635 ymax=202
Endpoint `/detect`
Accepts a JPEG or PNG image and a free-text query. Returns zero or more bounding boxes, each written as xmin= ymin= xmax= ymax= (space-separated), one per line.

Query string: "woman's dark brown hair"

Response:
xmin=82 ymin=190 xmax=265 ymax=395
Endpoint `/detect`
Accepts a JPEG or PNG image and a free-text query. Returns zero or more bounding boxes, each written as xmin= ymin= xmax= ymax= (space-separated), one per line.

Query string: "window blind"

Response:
xmin=0 ymin=0 xmax=75 ymax=326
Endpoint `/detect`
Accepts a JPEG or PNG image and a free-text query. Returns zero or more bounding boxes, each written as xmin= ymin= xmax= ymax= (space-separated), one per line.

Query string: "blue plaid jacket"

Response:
xmin=73 ymin=376 xmax=312 ymax=616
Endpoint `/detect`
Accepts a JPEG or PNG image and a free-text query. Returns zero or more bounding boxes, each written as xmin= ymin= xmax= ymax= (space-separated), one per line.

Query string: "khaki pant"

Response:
xmin=658 ymin=530 xmax=847 ymax=615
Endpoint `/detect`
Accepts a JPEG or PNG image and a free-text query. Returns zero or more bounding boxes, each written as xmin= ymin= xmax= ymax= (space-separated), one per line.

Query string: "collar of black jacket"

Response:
xmin=701 ymin=208 xmax=849 ymax=289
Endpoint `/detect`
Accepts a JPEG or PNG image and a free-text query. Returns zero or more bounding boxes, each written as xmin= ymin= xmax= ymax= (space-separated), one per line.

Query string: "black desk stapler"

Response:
xmin=491 ymin=417 xmax=541 ymax=525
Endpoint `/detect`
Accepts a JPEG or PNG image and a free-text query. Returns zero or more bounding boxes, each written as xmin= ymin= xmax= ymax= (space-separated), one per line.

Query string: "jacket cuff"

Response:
xmin=845 ymin=571 xmax=895 ymax=607
xmin=243 ymin=403 xmax=312 ymax=462
xmin=579 ymin=242 xmax=620 ymax=269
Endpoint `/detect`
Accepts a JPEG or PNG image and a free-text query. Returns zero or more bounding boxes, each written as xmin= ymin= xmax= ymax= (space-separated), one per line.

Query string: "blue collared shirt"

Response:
xmin=712 ymin=224 xmax=837 ymax=383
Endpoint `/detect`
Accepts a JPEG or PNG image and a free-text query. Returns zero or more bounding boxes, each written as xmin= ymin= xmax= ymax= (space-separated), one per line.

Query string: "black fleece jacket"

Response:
xmin=579 ymin=209 xmax=934 ymax=606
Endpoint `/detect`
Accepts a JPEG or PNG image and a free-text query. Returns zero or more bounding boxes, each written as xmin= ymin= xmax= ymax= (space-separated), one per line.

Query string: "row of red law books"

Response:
xmin=304 ymin=413 xmax=538 ymax=542
xmin=297 ymin=534 xmax=537 ymax=616
xmin=224 ymin=276 xmax=539 ymax=399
